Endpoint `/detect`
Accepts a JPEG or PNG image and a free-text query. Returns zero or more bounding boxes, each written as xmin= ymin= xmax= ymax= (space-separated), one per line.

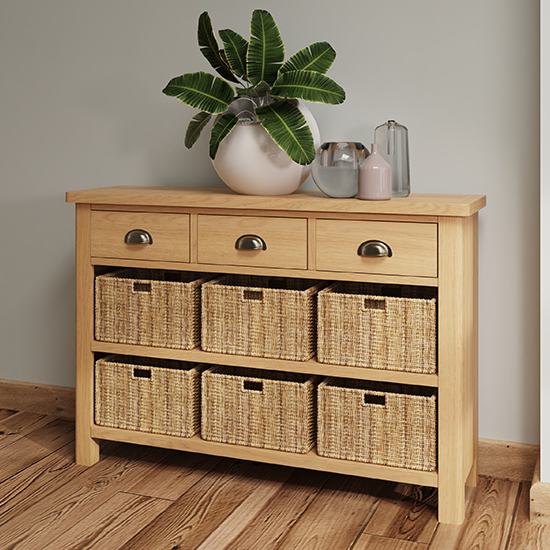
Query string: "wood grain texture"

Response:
xmin=1 ymin=413 xmax=548 ymax=550
xmin=195 ymin=465 xmax=293 ymax=549
xmin=225 ymin=468 xmax=331 ymax=550
xmin=0 ymin=380 xmax=75 ymax=419
xmin=529 ymin=457 xmax=550 ymax=524
xmin=90 ymin=342 xmax=439 ymax=387
xmin=353 ymin=535 xmax=429 ymax=549
xmin=429 ymin=476 xmax=520 ymax=550
xmin=40 ymin=492 xmax=171 ymax=550
xmin=91 ymin=210 xmax=190 ymax=262
xmin=362 ymin=483 xmax=439 ymax=544
xmin=273 ymin=474 xmax=384 ymax=550
xmin=479 ymin=438 xmax=539 ymax=483
xmin=75 ymin=203 xmax=100 ymax=466
xmin=197 ymin=214 xmax=308 ymax=269
xmin=509 ymin=479 xmax=550 ymax=548
xmin=437 ymin=215 xmax=478 ymax=523
xmin=0 ymin=443 xmax=167 ymax=549
xmin=66 ymin=187 xmax=487 ymax=217
xmin=90 ymin=427 xmax=439 ymax=487
xmin=0 ymin=442 xmax=79 ymax=526
xmin=316 ymin=219 xmax=438 ymax=277
xmin=124 ymin=460 xmax=282 ymax=550
xmin=0 ymin=416 xmax=74 ymax=485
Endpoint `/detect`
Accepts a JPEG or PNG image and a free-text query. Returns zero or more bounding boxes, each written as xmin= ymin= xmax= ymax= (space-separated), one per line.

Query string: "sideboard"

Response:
xmin=66 ymin=186 xmax=486 ymax=525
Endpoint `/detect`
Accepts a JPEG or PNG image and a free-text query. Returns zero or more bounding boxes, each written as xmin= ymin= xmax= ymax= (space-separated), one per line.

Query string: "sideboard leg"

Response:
xmin=75 ymin=203 xmax=100 ymax=466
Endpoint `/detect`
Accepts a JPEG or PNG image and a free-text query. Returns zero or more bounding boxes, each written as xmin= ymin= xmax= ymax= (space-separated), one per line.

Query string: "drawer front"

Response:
xmin=316 ymin=219 xmax=438 ymax=277
xmin=91 ymin=211 xmax=189 ymax=262
xmin=198 ymin=215 xmax=307 ymax=269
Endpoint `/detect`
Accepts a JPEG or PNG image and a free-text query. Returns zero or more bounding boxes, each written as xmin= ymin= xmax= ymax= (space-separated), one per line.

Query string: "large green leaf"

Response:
xmin=279 ymin=42 xmax=336 ymax=75
xmin=185 ymin=111 xmax=212 ymax=149
xmin=198 ymin=11 xmax=239 ymax=83
xmin=255 ymin=101 xmax=315 ymax=165
xmin=162 ymin=72 xmax=234 ymax=114
xmin=270 ymin=70 xmax=345 ymax=105
xmin=219 ymin=29 xmax=248 ymax=81
xmin=247 ymin=10 xmax=284 ymax=86
xmin=209 ymin=113 xmax=238 ymax=159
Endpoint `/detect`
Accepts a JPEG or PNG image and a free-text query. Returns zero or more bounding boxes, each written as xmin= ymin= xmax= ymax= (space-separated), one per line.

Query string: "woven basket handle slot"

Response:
xmin=243 ymin=380 xmax=263 ymax=392
xmin=243 ymin=289 xmax=263 ymax=301
xmin=133 ymin=368 xmax=152 ymax=379
xmin=133 ymin=282 xmax=151 ymax=293
xmin=363 ymin=298 xmax=386 ymax=311
xmin=364 ymin=393 xmax=385 ymax=406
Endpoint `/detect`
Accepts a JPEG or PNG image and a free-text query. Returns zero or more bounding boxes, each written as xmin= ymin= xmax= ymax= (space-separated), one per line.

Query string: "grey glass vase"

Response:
xmin=374 ymin=120 xmax=410 ymax=197
xmin=311 ymin=142 xmax=368 ymax=198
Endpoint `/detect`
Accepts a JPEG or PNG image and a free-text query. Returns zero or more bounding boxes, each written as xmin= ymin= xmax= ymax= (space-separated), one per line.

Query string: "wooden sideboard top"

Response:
xmin=66 ymin=186 xmax=486 ymax=217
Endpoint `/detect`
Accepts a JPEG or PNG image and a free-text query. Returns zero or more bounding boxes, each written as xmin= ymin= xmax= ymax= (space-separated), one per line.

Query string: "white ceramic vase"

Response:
xmin=212 ymin=98 xmax=321 ymax=196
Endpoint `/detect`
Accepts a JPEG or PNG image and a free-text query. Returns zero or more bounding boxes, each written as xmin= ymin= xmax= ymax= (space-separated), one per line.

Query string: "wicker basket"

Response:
xmin=317 ymin=377 xmax=437 ymax=471
xmin=201 ymin=275 xmax=323 ymax=361
xmin=95 ymin=355 xmax=205 ymax=437
xmin=201 ymin=365 xmax=319 ymax=453
xmin=317 ymin=282 xmax=437 ymax=374
xmin=95 ymin=269 xmax=211 ymax=349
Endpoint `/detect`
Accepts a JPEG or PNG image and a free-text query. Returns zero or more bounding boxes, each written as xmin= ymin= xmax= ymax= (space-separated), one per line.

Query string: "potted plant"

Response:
xmin=163 ymin=10 xmax=346 ymax=195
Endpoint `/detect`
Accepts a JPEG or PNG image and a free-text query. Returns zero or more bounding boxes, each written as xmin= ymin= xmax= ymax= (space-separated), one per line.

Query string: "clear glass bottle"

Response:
xmin=374 ymin=120 xmax=410 ymax=197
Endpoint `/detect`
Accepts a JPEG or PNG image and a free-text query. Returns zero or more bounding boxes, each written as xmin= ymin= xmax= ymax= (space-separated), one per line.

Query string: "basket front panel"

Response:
xmin=201 ymin=280 xmax=317 ymax=361
xmin=317 ymin=383 xmax=437 ymax=471
xmin=317 ymin=288 xmax=437 ymax=374
xmin=95 ymin=272 xmax=203 ymax=350
xmin=201 ymin=370 xmax=315 ymax=453
xmin=95 ymin=360 xmax=200 ymax=437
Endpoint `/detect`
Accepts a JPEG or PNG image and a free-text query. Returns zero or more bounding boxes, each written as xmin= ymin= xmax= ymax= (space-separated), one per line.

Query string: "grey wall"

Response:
xmin=0 ymin=0 xmax=540 ymax=444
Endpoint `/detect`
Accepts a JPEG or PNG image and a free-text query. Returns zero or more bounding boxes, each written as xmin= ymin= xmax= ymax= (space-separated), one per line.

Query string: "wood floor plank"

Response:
xmin=0 ymin=411 xmax=56 ymax=450
xmin=123 ymin=460 xmax=285 ymax=550
xmin=429 ymin=476 xmax=520 ymax=550
xmin=123 ymin=450 xmax=225 ymax=501
xmin=506 ymin=481 xmax=550 ymax=549
xmin=353 ymin=534 xmax=428 ymax=549
xmin=361 ymin=483 xmax=439 ymax=544
xmin=0 ymin=417 xmax=75 ymax=484
xmin=0 ymin=409 xmax=18 ymax=422
xmin=225 ymin=469 xmax=331 ymax=550
xmin=195 ymin=465 xmax=293 ymax=550
xmin=41 ymin=492 xmax=171 ymax=550
xmin=0 ymin=441 xmax=79 ymax=525
xmin=0 ymin=443 xmax=174 ymax=549
xmin=274 ymin=474 xmax=384 ymax=550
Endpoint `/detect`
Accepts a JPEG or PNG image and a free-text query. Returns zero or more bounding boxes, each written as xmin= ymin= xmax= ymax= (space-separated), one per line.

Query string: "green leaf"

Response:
xmin=279 ymin=42 xmax=336 ymax=74
xmin=270 ymin=70 xmax=346 ymax=105
xmin=198 ymin=11 xmax=239 ymax=83
xmin=219 ymin=29 xmax=249 ymax=80
xmin=185 ymin=111 xmax=212 ymax=149
xmin=209 ymin=112 xmax=239 ymax=159
xmin=247 ymin=10 xmax=284 ymax=87
xmin=234 ymin=81 xmax=270 ymax=97
xmin=162 ymin=72 xmax=234 ymax=114
xmin=255 ymin=100 xmax=315 ymax=165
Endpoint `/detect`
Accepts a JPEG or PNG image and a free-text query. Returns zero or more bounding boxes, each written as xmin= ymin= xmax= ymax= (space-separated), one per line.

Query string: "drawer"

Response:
xmin=91 ymin=211 xmax=189 ymax=262
xmin=197 ymin=215 xmax=307 ymax=269
xmin=316 ymin=219 xmax=438 ymax=277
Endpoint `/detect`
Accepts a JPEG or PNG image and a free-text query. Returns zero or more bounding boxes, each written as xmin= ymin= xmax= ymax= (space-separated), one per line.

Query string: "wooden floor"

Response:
xmin=0 ymin=409 xmax=547 ymax=550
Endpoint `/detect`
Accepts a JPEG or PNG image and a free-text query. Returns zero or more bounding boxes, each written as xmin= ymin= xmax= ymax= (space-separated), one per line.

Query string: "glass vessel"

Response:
xmin=311 ymin=142 xmax=368 ymax=198
xmin=374 ymin=120 xmax=410 ymax=197
xmin=358 ymin=143 xmax=392 ymax=201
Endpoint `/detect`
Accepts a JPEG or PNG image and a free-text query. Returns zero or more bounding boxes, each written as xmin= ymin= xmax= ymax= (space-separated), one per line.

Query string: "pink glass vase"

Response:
xmin=358 ymin=143 xmax=392 ymax=201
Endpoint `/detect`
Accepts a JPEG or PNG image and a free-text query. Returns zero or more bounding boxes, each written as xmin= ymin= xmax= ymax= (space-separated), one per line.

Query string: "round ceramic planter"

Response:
xmin=212 ymin=98 xmax=321 ymax=196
